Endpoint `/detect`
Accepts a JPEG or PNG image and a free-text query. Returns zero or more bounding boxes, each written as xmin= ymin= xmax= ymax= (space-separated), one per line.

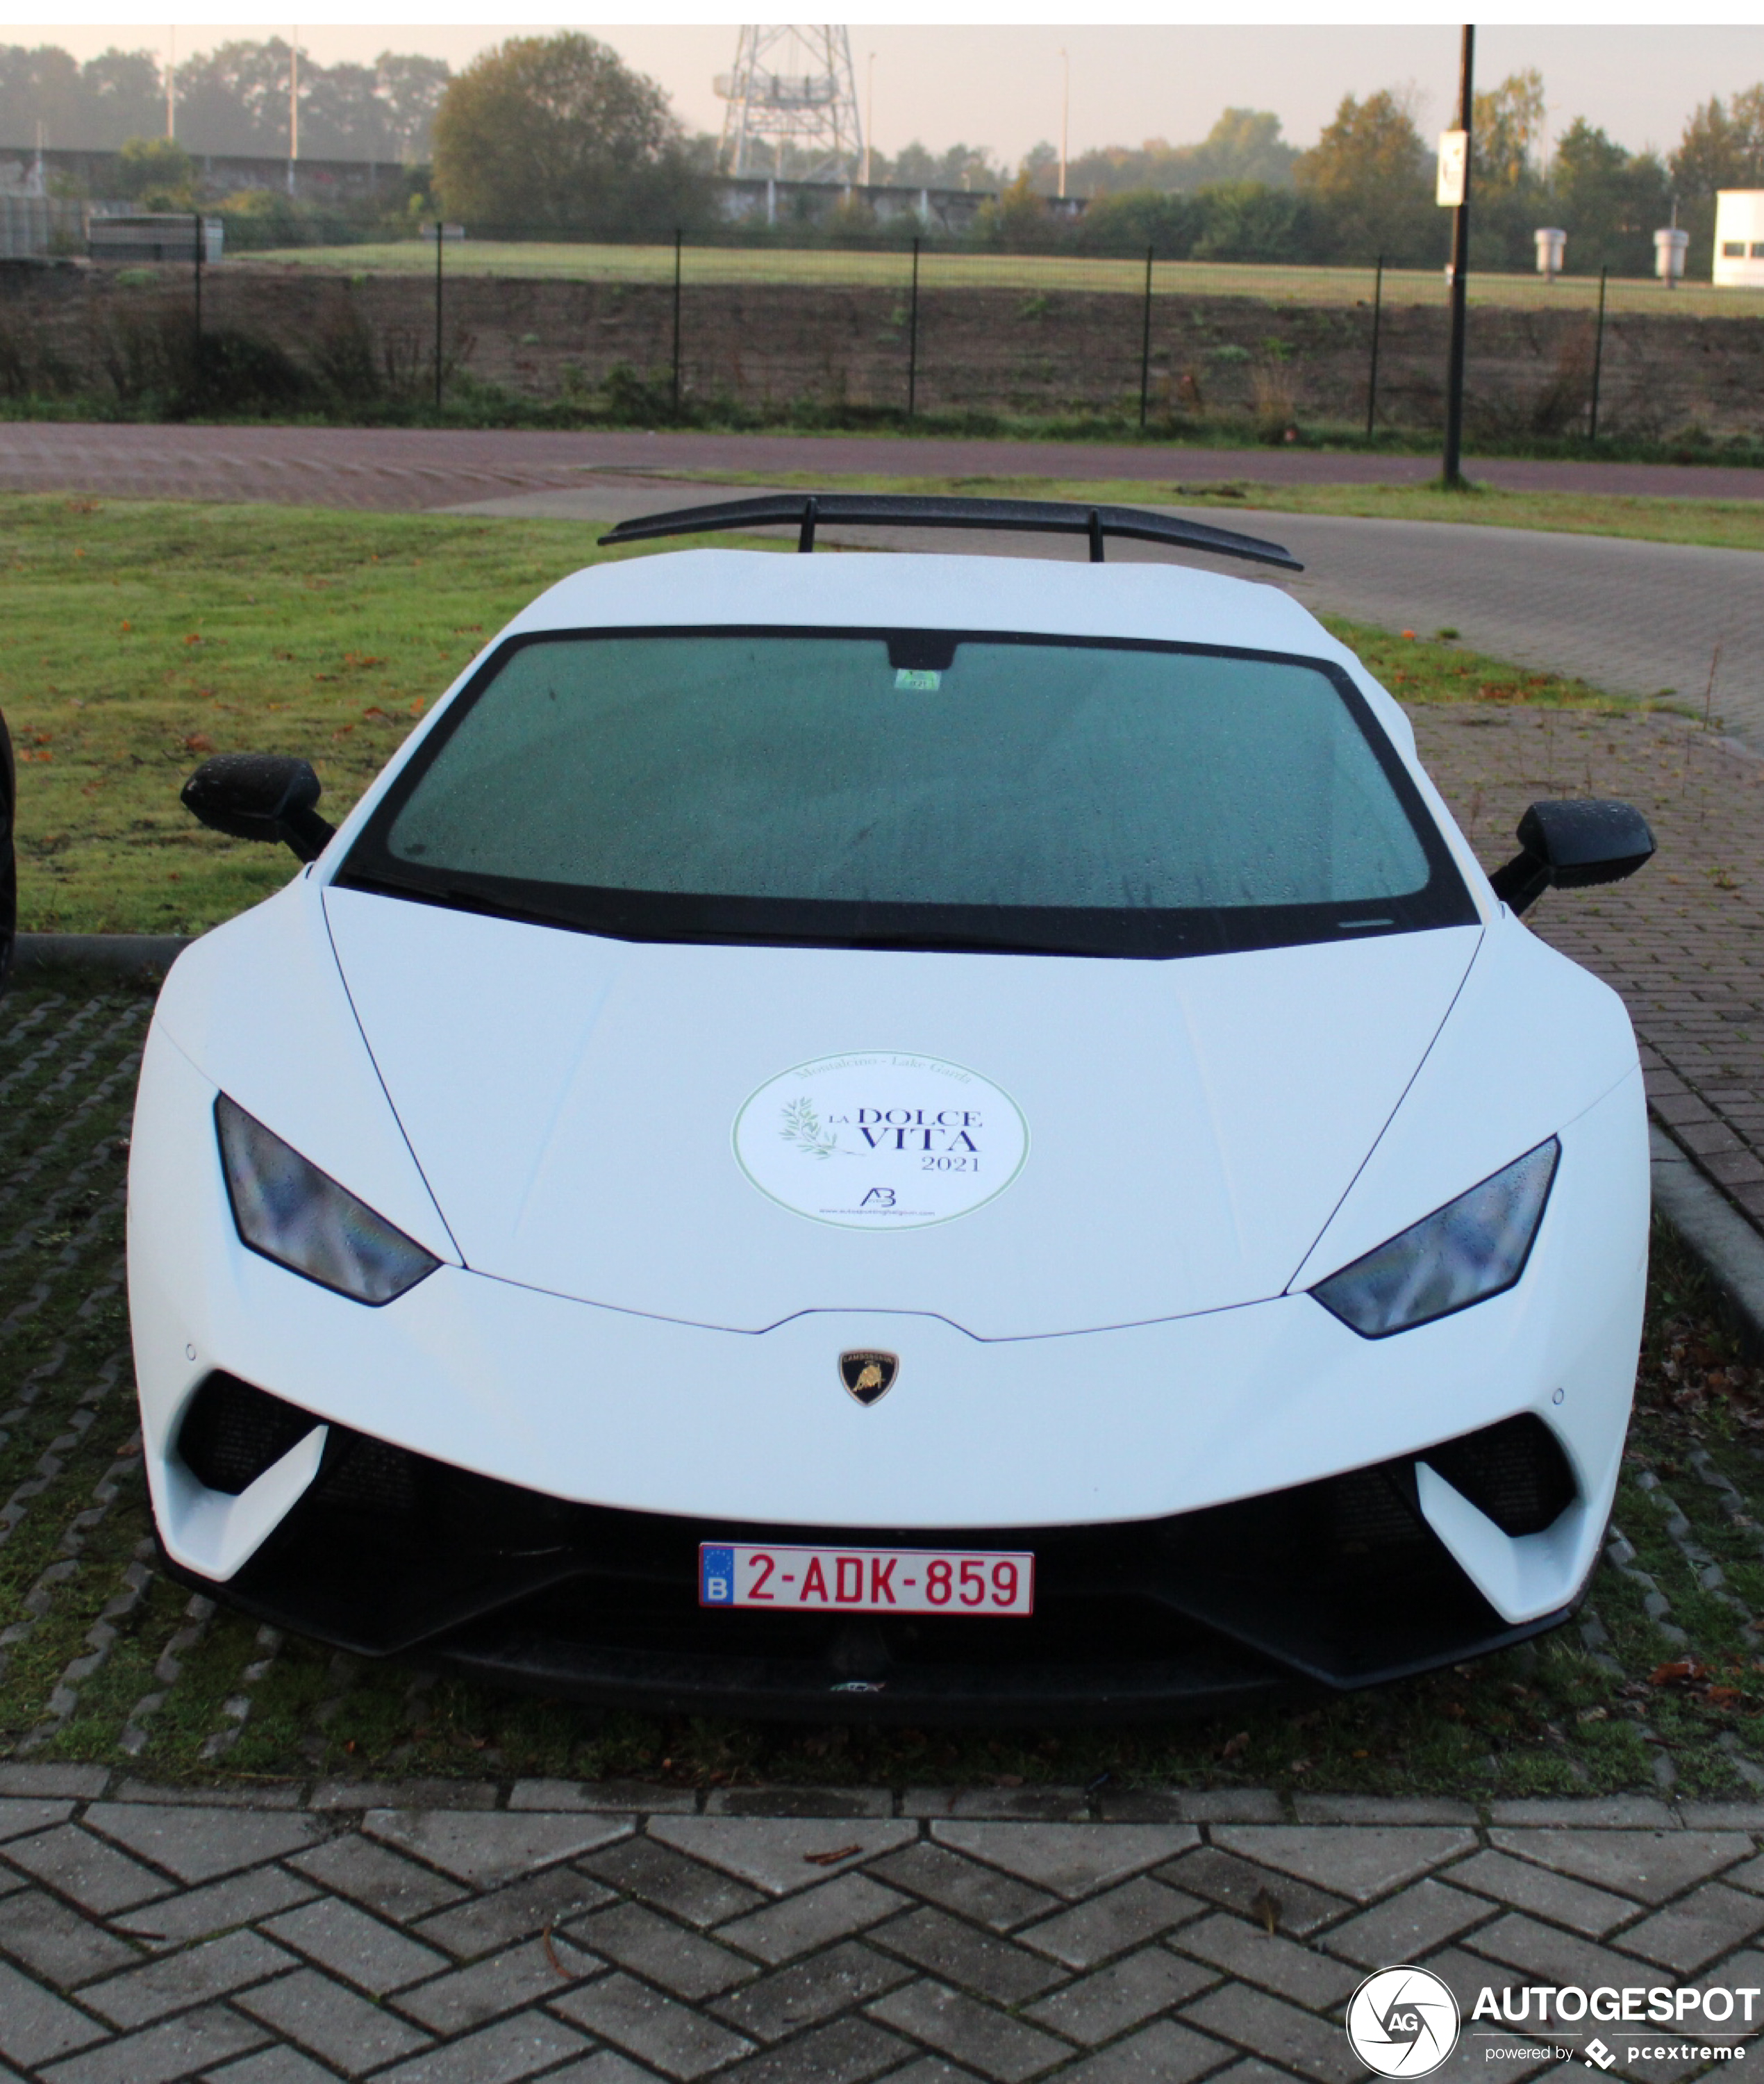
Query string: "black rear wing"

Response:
xmin=597 ymin=492 xmax=1302 ymax=571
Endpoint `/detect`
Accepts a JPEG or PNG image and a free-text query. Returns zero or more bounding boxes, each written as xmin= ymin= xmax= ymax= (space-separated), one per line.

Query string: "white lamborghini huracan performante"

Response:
xmin=128 ymin=495 xmax=1657 ymax=1721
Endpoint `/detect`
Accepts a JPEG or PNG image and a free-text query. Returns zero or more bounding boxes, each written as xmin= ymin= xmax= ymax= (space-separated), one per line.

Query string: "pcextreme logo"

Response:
xmin=1347 ymin=1968 xmax=1761 ymax=2074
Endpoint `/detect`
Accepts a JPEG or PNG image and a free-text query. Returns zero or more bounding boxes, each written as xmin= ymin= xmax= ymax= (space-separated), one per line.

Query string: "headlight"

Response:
xmin=215 ymin=1094 xmax=440 ymax=1305
xmin=1310 ymin=1139 xmax=1559 ymax=1339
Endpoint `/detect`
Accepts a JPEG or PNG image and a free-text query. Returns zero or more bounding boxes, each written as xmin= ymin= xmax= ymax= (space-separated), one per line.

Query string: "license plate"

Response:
xmin=699 ymin=1542 xmax=1035 ymax=1616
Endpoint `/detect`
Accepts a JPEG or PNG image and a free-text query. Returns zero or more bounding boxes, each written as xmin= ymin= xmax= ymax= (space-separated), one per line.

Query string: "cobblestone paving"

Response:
xmin=3 ymin=422 xmax=1764 ymax=511
xmin=10 ymin=1771 xmax=1764 ymax=2084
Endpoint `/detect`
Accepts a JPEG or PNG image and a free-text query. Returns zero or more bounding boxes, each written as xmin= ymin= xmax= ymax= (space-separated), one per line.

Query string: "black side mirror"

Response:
xmin=182 ymin=754 xmax=336 ymax=865
xmin=1489 ymin=798 xmax=1656 ymax=917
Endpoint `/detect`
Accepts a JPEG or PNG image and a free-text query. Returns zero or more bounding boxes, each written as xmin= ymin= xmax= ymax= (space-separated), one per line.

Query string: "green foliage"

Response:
xmin=115 ymin=134 xmax=196 ymax=209
xmin=0 ymin=42 xmax=162 ymax=151
xmin=1670 ymin=86 xmax=1764 ymax=278
xmin=1067 ymin=108 xmax=1299 ymax=199
xmin=972 ymin=171 xmax=1062 ymax=251
xmin=1551 ymin=119 xmax=1672 ymax=276
xmin=1296 ymin=89 xmax=1441 ymax=267
xmin=431 ymin=31 xmax=712 ymax=240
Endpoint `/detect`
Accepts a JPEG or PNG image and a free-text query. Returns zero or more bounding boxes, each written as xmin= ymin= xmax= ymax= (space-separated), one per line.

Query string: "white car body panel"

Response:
xmin=126 ymin=542 xmax=1651 ymax=1676
xmin=1292 ymin=913 xmax=1641 ymax=1287
xmin=324 ymin=885 xmax=1481 ymax=1336
xmin=148 ymin=883 xmax=459 ymax=1265
xmin=131 ymin=1013 xmax=1645 ymax=1628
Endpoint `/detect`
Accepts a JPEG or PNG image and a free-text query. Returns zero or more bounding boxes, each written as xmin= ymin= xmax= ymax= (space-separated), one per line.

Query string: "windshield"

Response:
xmin=340 ymin=627 xmax=1475 ymax=958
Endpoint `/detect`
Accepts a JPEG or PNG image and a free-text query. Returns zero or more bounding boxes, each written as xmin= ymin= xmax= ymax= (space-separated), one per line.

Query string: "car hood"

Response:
xmin=324 ymin=886 xmax=1480 ymax=1339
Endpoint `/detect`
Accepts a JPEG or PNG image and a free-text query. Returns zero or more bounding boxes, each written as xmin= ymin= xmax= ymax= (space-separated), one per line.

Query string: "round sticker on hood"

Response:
xmin=733 ymin=1052 xmax=1029 ymax=1230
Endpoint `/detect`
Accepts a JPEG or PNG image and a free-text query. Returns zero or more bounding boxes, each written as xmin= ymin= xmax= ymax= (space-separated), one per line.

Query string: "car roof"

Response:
xmin=506 ymin=547 xmax=1345 ymax=659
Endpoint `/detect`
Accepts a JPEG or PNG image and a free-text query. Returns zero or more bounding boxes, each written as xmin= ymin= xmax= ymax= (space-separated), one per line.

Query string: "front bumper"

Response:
xmin=162 ymin=1375 xmax=1581 ymax=1723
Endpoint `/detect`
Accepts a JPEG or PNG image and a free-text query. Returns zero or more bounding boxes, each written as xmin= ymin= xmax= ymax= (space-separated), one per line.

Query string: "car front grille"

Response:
xmin=164 ymin=1379 xmax=1584 ymax=1719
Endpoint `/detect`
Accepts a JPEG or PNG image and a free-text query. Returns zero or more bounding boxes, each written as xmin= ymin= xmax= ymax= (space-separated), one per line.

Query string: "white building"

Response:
xmin=1713 ymin=191 xmax=1764 ymax=287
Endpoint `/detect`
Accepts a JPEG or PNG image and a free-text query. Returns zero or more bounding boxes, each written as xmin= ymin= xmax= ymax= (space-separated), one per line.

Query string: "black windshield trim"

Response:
xmin=337 ymin=625 xmax=1479 ymax=961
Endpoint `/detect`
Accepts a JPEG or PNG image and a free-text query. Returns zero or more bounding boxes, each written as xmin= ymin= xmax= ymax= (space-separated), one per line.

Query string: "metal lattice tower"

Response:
xmin=715 ymin=27 xmax=863 ymax=181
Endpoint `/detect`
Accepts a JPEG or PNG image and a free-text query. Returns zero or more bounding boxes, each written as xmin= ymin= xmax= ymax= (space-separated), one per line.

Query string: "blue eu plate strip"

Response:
xmin=700 ymin=1546 xmax=735 ymax=1605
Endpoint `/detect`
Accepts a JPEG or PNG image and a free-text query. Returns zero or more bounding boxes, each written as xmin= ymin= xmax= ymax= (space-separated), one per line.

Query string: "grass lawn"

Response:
xmin=239 ymin=242 xmax=1764 ymax=319
xmin=0 ymin=976 xmax=1758 ymax=1798
xmin=0 ymin=493 xmax=1633 ymax=937
xmin=659 ymin=468 xmax=1764 ymax=556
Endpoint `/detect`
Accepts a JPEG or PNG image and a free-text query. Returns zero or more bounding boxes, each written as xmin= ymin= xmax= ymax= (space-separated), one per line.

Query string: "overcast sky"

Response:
xmin=18 ymin=24 xmax=1764 ymax=165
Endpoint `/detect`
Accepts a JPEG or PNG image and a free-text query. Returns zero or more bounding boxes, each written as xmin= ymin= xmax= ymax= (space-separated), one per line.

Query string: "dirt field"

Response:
xmin=5 ymin=258 xmax=1764 ymax=443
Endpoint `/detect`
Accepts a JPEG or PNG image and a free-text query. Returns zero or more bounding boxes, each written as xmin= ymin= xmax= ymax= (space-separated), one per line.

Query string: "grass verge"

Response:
xmin=0 ymin=493 xmax=1631 ymax=936
xmin=0 ymin=975 xmax=1758 ymax=1797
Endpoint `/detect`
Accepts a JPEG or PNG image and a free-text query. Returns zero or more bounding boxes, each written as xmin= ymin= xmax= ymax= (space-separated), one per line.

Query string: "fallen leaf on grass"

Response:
xmin=1649 ymin=1660 xmax=1709 ymax=1687
xmin=1221 ymin=1730 xmax=1250 ymax=1759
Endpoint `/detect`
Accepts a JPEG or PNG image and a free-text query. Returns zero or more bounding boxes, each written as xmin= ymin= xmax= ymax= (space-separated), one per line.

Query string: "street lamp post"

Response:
xmin=1058 ymin=47 xmax=1069 ymax=201
xmin=1440 ymin=23 xmax=1474 ymax=488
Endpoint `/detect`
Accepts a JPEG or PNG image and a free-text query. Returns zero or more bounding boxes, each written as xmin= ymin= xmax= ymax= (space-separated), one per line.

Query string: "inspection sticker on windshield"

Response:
xmin=700 ymin=1543 xmax=1035 ymax=1615
xmin=733 ymin=1052 xmax=1029 ymax=1228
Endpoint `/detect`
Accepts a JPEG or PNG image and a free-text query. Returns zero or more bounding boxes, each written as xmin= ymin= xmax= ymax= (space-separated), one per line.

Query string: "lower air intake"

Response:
xmin=176 ymin=1372 xmax=322 ymax=1496
xmin=1422 ymin=1413 xmax=1575 ymax=1536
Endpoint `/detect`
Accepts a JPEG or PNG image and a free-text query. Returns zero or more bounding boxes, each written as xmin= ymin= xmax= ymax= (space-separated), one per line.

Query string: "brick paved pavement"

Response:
xmin=4 ymin=422 xmax=1764 ymax=511
xmin=1413 ymin=706 xmax=1764 ymax=1234
xmin=10 ymin=1770 xmax=1764 ymax=2084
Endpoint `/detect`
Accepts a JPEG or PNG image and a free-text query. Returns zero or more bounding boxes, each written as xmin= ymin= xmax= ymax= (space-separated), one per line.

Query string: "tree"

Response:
xmin=174 ymin=39 xmax=297 ymax=155
xmin=1067 ymin=109 xmax=1296 ymax=199
xmin=1072 ymin=188 xmax=1199 ymax=256
xmin=1020 ymin=140 xmax=1060 ymax=195
xmin=0 ymin=44 xmax=84 ymax=150
xmin=373 ymin=53 xmax=451 ymax=161
xmin=1469 ymin=70 xmax=1547 ymax=270
xmin=1295 ymin=90 xmax=1439 ymax=265
xmin=1672 ymin=87 xmax=1764 ymax=198
xmin=1551 ymin=119 xmax=1670 ymax=274
xmin=1474 ymin=69 xmax=1545 ymax=190
xmin=880 ymin=140 xmax=1003 ymax=192
xmin=1190 ymin=182 xmax=1313 ymax=263
xmin=431 ymin=32 xmax=709 ymax=237
xmin=972 ymin=169 xmax=1059 ymax=249
xmin=78 ymin=49 xmax=164 ymax=147
xmin=117 ymin=134 xmax=196 ymax=206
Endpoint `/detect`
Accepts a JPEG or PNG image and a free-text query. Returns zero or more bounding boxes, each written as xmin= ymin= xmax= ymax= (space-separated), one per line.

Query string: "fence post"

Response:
xmin=671 ymin=228 xmax=683 ymax=417
xmin=907 ymin=235 xmax=920 ymax=421
xmin=433 ymin=220 xmax=443 ymax=417
xmin=1365 ymin=254 xmax=1383 ymax=440
xmin=192 ymin=211 xmax=203 ymax=408
xmin=1138 ymin=245 xmax=1154 ymax=429
xmin=1588 ymin=264 xmax=1608 ymax=442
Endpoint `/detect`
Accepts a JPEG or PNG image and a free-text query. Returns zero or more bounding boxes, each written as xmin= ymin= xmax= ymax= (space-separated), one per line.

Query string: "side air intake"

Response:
xmin=1422 ymin=1413 xmax=1575 ymax=1537
xmin=176 ymin=1373 xmax=322 ymax=1496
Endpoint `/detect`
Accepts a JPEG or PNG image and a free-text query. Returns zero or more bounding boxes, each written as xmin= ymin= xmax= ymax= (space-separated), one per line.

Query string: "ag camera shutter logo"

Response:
xmin=1348 ymin=1966 xmax=1461 ymax=2078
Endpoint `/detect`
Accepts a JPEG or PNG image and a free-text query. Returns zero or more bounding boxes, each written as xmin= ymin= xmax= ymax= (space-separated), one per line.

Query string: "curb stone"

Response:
xmin=12 ymin=934 xmax=192 ymax=979
xmin=1650 ymin=1123 xmax=1764 ymax=1356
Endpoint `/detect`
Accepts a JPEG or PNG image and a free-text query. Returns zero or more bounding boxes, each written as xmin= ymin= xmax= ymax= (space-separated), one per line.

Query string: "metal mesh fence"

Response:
xmin=3 ymin=225 xmax=1763 ymax=445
